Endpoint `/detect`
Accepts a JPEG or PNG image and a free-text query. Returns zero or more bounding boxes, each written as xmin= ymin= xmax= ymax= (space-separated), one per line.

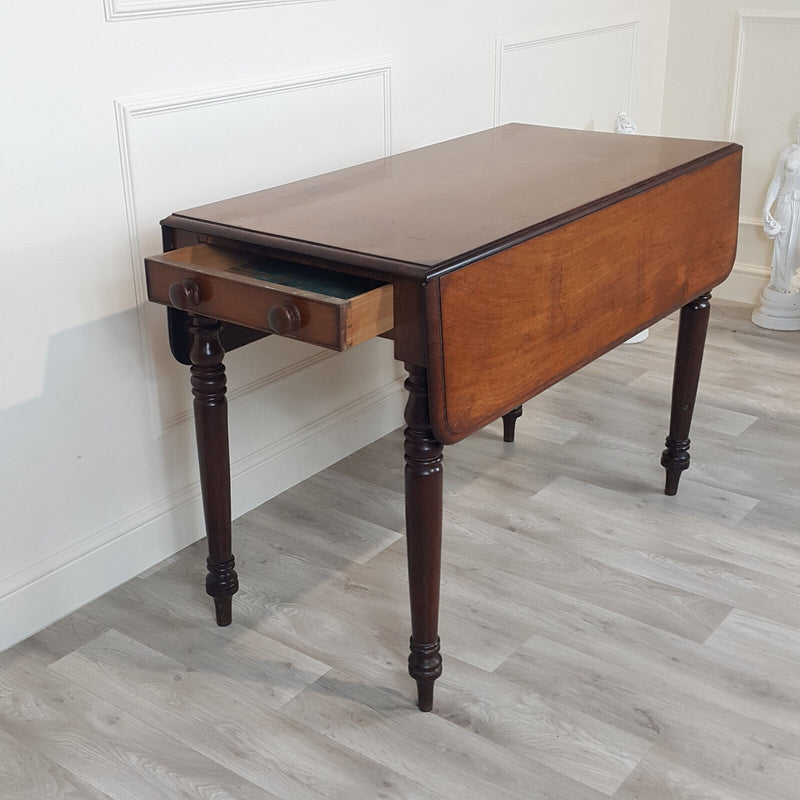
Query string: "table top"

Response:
xmin=156 ymin=123 xmax=742 ymax=443
xmin=165 ymin=123 xmax=739 ymax=280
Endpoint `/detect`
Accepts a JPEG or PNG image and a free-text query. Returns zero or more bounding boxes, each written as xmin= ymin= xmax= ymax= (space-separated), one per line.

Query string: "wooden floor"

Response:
xmin=2 ymin=299 xmax=800 ymax=799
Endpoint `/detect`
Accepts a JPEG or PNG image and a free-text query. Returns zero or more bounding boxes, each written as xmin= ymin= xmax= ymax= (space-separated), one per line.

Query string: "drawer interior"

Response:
xmin=154 ymin=244 xmax=385 ymax=300
xmin=146 ymin=244 xmax=394 ymax=351
xmin=225 ymin=256 xmax=385 ymax=299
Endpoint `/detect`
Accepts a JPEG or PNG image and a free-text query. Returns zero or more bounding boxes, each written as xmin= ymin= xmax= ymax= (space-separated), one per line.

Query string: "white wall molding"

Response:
xmin=723 ymin=11 xmax=800 ymax=301
xmin=717 ymin=263 xmax=769 ymax=305
xmin=0 ymin=374 xmax=405 ymax=651
xmin=494 ymin=17 xmax=639 ymax=127
xmin=726 ymin=10 xmax=800 ymax=140
xmin=739 ymin=215 xmax=762 ymax=228
xmin=115 ymin=60 xmax=392 ymax=439
xmin=716 ymin=217 xmax=769 ymax=304
xmin=104 ymin=0 xmax=329 ymax=21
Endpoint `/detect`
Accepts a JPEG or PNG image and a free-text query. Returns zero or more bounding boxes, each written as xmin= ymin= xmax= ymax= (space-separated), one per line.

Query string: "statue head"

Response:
xmin=614 ymin=111 xmax=638 ymax=135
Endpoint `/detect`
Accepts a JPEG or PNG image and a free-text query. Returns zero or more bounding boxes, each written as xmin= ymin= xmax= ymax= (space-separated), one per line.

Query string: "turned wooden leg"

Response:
xmin=661 ymin=293 xmax=711 ymax=496
xmin=403 ymin=364 xmax=444 ymax=711
xmin=502 ymin=405 xmax=523 ymax=442
xmin=189 ymin=314 xmax=239 ymax=625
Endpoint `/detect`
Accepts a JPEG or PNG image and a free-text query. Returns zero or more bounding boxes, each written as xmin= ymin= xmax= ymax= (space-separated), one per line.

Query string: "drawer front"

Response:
xmin=145 ymin=244 xmax=393 ymax=351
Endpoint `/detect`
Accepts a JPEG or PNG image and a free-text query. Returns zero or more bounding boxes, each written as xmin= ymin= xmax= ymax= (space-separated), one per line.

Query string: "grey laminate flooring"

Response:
xmin=2 ymin=299 xmax=799 ymax=799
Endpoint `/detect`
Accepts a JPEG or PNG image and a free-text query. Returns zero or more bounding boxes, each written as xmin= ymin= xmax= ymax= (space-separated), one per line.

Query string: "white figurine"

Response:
xmin=752 ymin=113 xmax=800 ymax=330
xmin=614 ymin=111 xmax=649 ymax=342
xmin=614 ymin=111 xmax=638 ymax=135
xmin=763 ymin=113 xmax=800 ymax=292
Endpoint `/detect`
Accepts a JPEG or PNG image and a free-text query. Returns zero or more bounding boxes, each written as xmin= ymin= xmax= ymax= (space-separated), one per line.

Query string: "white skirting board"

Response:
xmin=714 ymin=262 xmax=769 ymax=306
xmin=0 ymin=379 xmax=406 ymax=652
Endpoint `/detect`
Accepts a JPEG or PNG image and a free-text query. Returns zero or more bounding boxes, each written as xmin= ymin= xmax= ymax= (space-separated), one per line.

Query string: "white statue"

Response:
xmin=763 ymin=113 xmax=800 ymax=292
xmin=752 ymin=113 xmax=800 ymax=329
xmin=614 ymin=111 xmax=638 ymax=135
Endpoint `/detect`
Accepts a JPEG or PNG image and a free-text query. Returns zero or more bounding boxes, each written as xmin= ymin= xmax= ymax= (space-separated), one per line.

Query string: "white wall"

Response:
xmin=663 ymin=1 xmax=800 ymax=303
xmin=0 ymin=0 xmax=673 ymax=649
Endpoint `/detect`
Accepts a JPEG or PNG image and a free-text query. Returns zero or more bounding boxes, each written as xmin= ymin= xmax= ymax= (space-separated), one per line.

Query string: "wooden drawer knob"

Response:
xmin=267 ymin=302 xmax=302 ymax=334
xmin=168 ymin=278 xmax=201 ymax=310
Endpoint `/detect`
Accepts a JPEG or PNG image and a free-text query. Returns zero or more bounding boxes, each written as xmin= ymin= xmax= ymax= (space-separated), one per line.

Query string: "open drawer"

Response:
xmin=145 ymin=244 xmax=393 ymax=351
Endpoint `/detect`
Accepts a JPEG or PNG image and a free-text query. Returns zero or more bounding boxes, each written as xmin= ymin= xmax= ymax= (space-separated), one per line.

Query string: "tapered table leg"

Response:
xmin=502 ymin=405 xmax=523 ymax=442
xmin=661 ymin=293 xmax=711 ymax=496
xmin=403 ymin=363 xmax=443 ymax=711
xmin=189 ymin=314 xmax=239 ymax=625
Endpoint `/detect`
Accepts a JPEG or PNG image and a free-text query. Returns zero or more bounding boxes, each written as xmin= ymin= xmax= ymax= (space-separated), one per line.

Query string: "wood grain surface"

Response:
xmin=165 ymin=124 xmax=739 ymax=278
xmin=146 ymin=245 xmax=393 ymax=351
xmin=427 ymin=152 xmax=741 ymax=443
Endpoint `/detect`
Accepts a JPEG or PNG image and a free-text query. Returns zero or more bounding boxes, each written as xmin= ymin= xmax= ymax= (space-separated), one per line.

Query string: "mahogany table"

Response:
xmin=145 ymin=123 xmax=742 ymax=711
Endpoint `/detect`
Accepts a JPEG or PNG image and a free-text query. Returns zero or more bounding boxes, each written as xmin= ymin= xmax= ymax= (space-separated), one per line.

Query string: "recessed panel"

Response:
xmin=105 ymin=0 xmax=326 ymax=21
xmin=730 ymin=17 xmax=800 ymax=220
xmin=118 ymin=66 xmax=390 ymax=431
xmin=497 ymin=22 xmax=637 ymax=132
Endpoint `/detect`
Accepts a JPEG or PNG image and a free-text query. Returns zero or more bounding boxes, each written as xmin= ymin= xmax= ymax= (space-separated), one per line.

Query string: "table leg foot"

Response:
xmin=661 ymin=293 xmax=711 ymax=496
xmin=207 ymin=557 xmax=237 ymax=626
xmin=190 ymin=314 xmax=239 ymax=626
xmin=404 ymin=364 xmax=444 ymax=712
xmin=212 ymin=596 xmax=233 ymax=627
xmin=409 ymin=637 xmax=442 ymax=712
xmin=661 ymin=438 xmax=689 ymax=496
xmin=502 ymin=405 xmax=523 ymax=442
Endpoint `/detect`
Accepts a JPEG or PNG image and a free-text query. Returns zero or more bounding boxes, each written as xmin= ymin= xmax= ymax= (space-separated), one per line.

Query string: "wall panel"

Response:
xmin=727 ymin=12 xmax=800 ymax=297
xmin=116 ymin=63 xmax=391 ymax=433
xmin=104 ymin=0 xmax=327 ymax=21
xmin=664 ymin=2 xmax=800 ymax=302
xmin=495 ymin=19 xmax=638 ymax=132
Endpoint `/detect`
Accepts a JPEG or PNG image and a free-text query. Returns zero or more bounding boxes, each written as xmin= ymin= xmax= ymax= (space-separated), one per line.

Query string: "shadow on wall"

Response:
xmin=1 ymin=307 xmax=197 ymax=592
xmin=0 ymin=302 xmax=406 ymax=651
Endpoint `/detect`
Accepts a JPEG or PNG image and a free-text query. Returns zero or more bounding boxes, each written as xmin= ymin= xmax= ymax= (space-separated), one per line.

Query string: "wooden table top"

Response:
xmin=165 ymin=123 xmax=739 ymax=280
